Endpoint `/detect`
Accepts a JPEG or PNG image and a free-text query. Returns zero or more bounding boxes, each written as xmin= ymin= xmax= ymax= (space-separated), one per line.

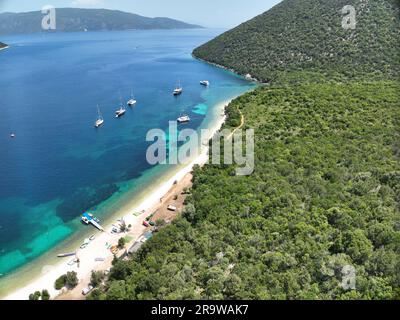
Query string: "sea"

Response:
xmin=0 ymin=28 xmax=256 ymax=293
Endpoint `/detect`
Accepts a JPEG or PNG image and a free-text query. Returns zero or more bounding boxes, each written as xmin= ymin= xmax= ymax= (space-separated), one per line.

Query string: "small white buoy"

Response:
xmin=10 ymin=133 xmax=15 ymax=138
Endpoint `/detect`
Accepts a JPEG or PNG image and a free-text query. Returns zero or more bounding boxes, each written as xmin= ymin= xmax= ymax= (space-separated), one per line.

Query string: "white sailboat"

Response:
xmin=127 ymin=90 xmax=137 ymax=106
xmin=116 ymin=96 xmax=126 ymax=118
xmin=173 ymin=80 xmax=183 ymax=96
xmin=177 ymin=114 xmax=190 ymax=123
xmin=115 ymin=105 xmax=126 ymax=118
xmin=200 ymin=80 xmax=210 ymax=86
xmin=94 ymin=105 xmax=104 ymax=128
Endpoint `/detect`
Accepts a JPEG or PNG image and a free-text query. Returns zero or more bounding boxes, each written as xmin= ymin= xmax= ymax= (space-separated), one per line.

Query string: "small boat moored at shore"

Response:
xmin=67 ymin=258 xmax=78 ymax=266
xmin=57 ymin=252 xmax=76 ymax=258
xmin=80 ymin=238 xmax=90 ymax=248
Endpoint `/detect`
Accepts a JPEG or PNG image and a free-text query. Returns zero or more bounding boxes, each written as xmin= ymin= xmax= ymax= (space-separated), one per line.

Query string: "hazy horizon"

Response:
xmin=0 ymin=0 xmax=282 ymax=28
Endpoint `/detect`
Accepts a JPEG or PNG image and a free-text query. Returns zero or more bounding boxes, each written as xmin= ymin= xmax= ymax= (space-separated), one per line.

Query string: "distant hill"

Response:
xmin=0 ymin=42 xmax=7 ymax=49
xmin=0 ymin=8 xmax=202 ymax=35
xmin=193 ymin=0 xmax=400 ymax=82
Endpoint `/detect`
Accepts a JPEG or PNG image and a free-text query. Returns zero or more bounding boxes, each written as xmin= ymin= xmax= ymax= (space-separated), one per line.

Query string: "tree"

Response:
xmin=28 ymin=291 xmax=41 ymax=300
xmin=90 ymin=271 xmax=105 ymax=288
xmin=182 ymin=203 xmax=196 ymax=222
xmin=106 ymin=280 xmax=128 ymax=300
xmin=86 ymin=288 xmax=105 ymax=300
xmin=118 ymin=237 xmax=126 ymax=249
xmin=65 ymin=271 xmax=79 ymax=289
xmin=109 ymin=260 xmax=131 ymax=281
xmin=120 ymin=220 xmax=127 ymax=232
xmin=343 ymin=230 xmax=374 ymax=264
xmin=54 ymin=274 xmax=67 ymax=290
xmin=155 ymin=219 xmax=166 ymax=227
xmin=41 ymin=289 xmax=50 ymax=300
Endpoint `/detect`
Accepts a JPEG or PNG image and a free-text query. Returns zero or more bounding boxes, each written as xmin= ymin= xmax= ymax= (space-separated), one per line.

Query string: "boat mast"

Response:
xmin=97 ymin=104 xmax=103 ymax=120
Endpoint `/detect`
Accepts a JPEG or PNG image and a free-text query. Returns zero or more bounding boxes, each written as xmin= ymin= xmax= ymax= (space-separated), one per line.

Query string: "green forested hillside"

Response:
xmin=94 ymin=81 xmax=400 ymax=300
xmin=193 ymin=0 xmax=400 ymax=82
xmin=93 ymin=0 xmax=400 ymax=300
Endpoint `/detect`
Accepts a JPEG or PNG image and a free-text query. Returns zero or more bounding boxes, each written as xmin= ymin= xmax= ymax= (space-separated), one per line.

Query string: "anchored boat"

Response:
xmin=177 ymin=115 xmax=190 ymax=123
xmin=115 ymin=105 xmax=126 ymax=118
xmin=94 ymin=104 xmax=104 ymax=128
xmin=200 ymin=80 xmax=210 ymax=86
xmin=173 ymin=80 xmax=183 ymax=96
xmin=127 ymin=90 xmax=137 ymax=106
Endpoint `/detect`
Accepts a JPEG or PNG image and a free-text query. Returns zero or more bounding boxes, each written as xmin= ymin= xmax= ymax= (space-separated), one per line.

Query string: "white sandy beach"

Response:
xmin=3 ymin=99 xmax=229 ymax=300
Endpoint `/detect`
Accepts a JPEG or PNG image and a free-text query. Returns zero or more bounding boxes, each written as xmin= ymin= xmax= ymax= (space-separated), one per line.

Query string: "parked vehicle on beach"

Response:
xmin=82 ymin=285 xmax=94 ymax=296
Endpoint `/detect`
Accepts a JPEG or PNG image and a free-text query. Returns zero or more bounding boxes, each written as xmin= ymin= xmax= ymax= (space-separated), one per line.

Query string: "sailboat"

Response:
xmin=94 ymin=105 xmax=104 ymax=128
xmin=200 ymin=80 xmax=210 ymax=86
xmin=115 ymin=94 xmax=126 ymax=118
xmin=177 ymin=114 xmax=190 ymax=123
xmin=115 ymin=105 xmax=126 ymax=118
xmin=173 ymin=80 xmax=183 ymax=96
xmin=177 ymin=102 xmax=190 ymax=123
xmin=127 ymin=90 xmax=137 ymax=106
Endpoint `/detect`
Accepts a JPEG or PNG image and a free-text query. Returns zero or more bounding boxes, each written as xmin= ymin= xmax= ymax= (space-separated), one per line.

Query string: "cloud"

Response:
xmin=71 ymin=0 xmax=104 ymax=7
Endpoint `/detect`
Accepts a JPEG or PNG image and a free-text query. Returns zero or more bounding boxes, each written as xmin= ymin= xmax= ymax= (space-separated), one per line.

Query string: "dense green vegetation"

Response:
xmin=93 ymin=0 xmax=399 ymax=300
xmin=194 ymin=0 xmax=400 ymax=83
xmin=54 ymin=271 xmax=79 ymax=290
xmin=28 ymin=289 xmax=50 ymax=300
xmin=94 ymin=81 xmax=400 ymax=300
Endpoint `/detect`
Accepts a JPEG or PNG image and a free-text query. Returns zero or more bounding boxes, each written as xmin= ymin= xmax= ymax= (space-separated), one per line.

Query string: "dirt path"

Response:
xmin=227 ymin=106 xmax=245 ymax=140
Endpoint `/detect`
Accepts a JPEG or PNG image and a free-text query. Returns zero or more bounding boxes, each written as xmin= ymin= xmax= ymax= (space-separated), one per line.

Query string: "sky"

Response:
xmin=0 ymin=0 xmax=282 ymax=28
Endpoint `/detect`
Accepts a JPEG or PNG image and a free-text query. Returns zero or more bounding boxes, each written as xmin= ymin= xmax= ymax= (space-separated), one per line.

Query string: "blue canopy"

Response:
xmin=82 ymin=212 xmax=92 ymax=220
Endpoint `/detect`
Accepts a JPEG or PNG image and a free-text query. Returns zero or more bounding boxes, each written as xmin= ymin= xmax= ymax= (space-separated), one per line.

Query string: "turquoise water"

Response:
xmin=0 ymin=29 xmax=255 ymax=279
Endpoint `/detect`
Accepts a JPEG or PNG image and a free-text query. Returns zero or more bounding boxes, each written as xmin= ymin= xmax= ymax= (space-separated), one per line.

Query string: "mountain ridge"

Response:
xmin=0 ymin=8 xmax=203 ymax=35
xmin=193 ymin=0 xmax=400 ymax=83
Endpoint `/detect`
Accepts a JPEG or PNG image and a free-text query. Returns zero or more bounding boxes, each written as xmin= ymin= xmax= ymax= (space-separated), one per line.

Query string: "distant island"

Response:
xmin=0 ymin=8 xmax=203 ymax=35
xmin=0 ymin=41 xmax=8 ymax=50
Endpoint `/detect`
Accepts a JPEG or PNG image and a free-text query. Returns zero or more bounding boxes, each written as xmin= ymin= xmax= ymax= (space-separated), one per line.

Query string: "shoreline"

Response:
xmin=2 ymin=98 xmax=230 ymax=300
xmin=192 ymin=54 xmax=263 ymax=84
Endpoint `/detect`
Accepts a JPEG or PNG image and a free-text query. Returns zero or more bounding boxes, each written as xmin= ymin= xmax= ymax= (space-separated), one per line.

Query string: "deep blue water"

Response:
xmin=0 ymin=29 xmax=255 ymax=276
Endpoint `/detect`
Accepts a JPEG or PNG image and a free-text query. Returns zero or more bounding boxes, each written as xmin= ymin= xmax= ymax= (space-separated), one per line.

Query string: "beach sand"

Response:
xmin=3 ymin=99 xmax=229 ymax=300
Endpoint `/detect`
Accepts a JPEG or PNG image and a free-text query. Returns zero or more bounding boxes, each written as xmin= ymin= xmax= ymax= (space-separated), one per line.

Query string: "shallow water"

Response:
xmin=0 ymin=28 xmax=255 ymax=279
